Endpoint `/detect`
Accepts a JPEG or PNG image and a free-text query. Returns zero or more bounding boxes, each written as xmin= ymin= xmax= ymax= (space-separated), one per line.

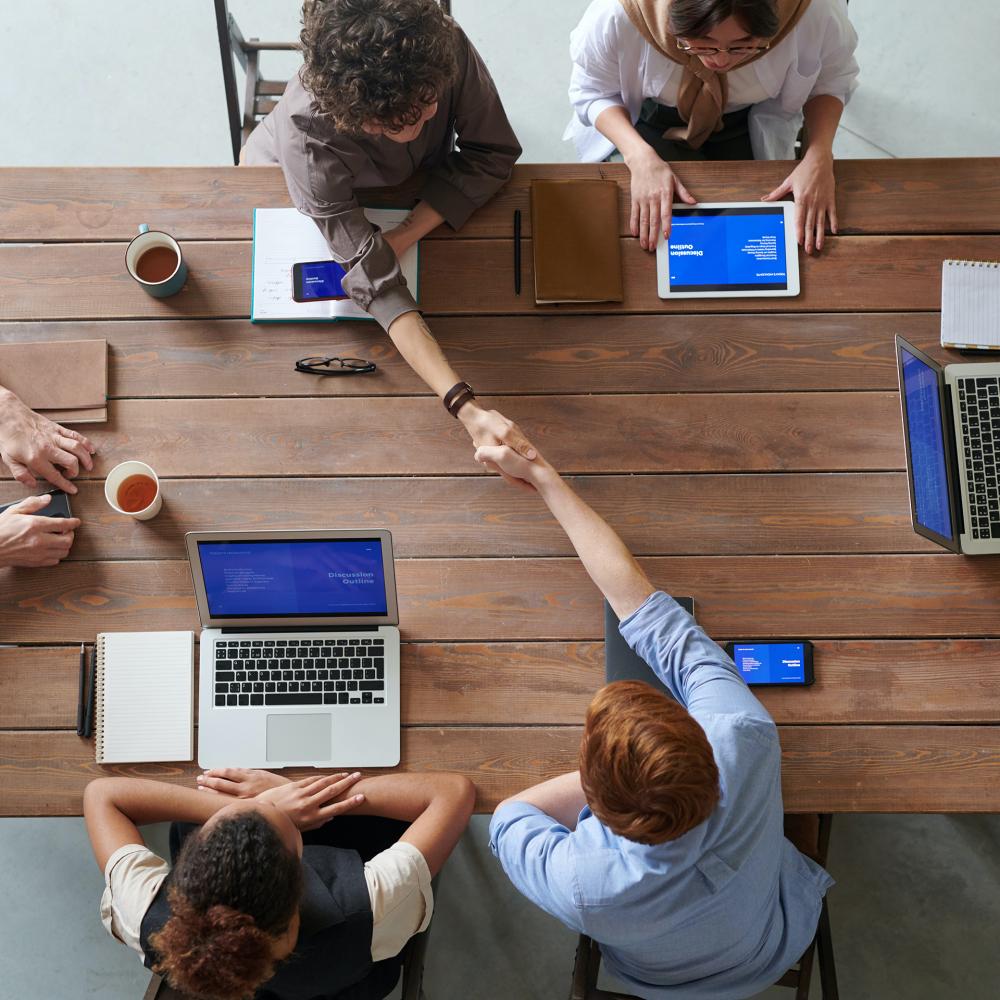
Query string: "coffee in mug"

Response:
xmin=125 ymin=224 xmax=188 ymax=298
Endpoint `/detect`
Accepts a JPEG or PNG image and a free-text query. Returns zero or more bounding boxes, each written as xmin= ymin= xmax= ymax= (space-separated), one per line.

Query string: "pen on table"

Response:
xmin=513 ymin=209 xmax=522 ymax=295
xmin=76 ymin=643 xmax=86 ymax=736
xmin=82 ymin=645 xmax=96 ymax=739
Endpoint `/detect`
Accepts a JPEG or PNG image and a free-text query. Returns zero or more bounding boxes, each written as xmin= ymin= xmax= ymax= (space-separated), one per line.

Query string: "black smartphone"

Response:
xmin=0 ymin=489 xmax=73 ymax=518
xmin=292 ymin=260 xmax=349 ymax=302
xmin=724 ymin=640 xmax=815 ymax=686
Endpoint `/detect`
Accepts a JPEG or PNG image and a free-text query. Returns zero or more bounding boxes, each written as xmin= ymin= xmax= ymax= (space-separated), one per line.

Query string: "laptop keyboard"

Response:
xmin=957 ymin=376 xmax=1000 ymax=539
xmin=212 ymin=638 xmax=386 ymax=708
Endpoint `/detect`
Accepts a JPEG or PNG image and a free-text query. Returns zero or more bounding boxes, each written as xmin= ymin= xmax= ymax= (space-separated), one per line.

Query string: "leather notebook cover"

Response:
xmin=0 ymin=340 xmax=107 ymax=423
xmin=530 ymin=179 xmax=623 ymax=304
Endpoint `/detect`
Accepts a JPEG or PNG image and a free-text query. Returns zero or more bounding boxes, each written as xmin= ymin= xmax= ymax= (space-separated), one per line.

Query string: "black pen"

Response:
xmin=514 ymin=209 xmax=522 ymax=295
xmin=76 ymin=643 xmax=86 ymax=736
xmin=82 ymin=646 xmax=96 ymax=739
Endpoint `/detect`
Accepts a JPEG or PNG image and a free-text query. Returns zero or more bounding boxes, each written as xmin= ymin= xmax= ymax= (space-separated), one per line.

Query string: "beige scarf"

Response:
xmin=618 ymin=0 xmax=812 ymax=148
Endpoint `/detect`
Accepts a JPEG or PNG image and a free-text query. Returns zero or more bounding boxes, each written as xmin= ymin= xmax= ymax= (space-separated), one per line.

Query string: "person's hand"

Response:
xmin=626 ymin=146 xmax=697 ymax=251
xmin=474 ymin=443 xmax=557 ymax=494
xmin=0 ymin=494 xmax=81 ymax=568
xmin=762 ymin=150 xmax=838 ymax=254
xmin=0 ymin=389 xmax=96 ymax=493
xmin=458 ymin=403 xmax=537 ymax=487
xmin=255 ymin=772 xmax=366 ymax=831
xmin=196 ymin=767 xmax=291 ymax=798
xmin=382 ymin=225 xmax=413 ymax=260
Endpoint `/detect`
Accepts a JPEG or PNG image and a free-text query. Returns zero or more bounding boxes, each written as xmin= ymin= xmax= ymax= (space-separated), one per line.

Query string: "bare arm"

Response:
xmin=83 ymin=778 xmax=232 ymax=872
xmin=594 ymin=105 xmax=696 ymax=252
xmin=196 ymin=768 xmax=476 ymax=877
xmin=349 ymin=772 xmax=475 ymax=877
xmin=496 ymin=771 xmax=586 ymax=829
xmin=475 ymin=445 xmax=654 ymax=621
xmin=385 ymin=311 xmax=536 ymax=471
xmin=382 ymin=202 xmax=445 ymax=259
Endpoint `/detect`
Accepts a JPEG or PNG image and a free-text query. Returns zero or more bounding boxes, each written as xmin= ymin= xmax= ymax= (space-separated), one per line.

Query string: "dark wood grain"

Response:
xmin=5 ymin=237 xmax=1000 ymax=320
xmin=0 ymin=314 xmax=943 ymax=397
xmin=4 ymin=725 xmax=1000 ymax=815
xmin=0 ymin=394 xmax=905 ymax=478
xmin=3 ymin=555 xmax=1000 ymax=643
xmin=7 ymin=638 xmax=1000 ymax=729
xmin=0 ymin=473 xmax=933 ymax=561
xmin=2 ymin=160 xmax=998 ymax=241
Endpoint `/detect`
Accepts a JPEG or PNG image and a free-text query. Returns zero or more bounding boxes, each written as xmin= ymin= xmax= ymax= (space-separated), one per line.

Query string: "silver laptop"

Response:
xmin=186 ymin=529 xmax=401 ymax=768
xmin=896 ymin=336 xmax=1000 ymax=555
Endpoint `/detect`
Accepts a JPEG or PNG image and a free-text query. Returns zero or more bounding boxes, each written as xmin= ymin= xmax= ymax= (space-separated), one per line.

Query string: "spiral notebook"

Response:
xmin=940 ymin=259 xmax=1000 ymax=350
xmin=94 ymin=631 xmax=194 ymax=763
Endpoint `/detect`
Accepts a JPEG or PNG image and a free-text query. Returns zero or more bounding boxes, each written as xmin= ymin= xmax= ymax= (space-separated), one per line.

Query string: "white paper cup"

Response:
xmin=105 ymin=461 xmax=162 ymax=520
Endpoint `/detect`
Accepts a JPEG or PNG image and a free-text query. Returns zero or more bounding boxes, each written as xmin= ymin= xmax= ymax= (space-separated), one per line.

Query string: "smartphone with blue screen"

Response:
xmin=292 ymin=260 xmax=349 ymax=302
xmin=724 ymin=640 xmax=814 ymax=686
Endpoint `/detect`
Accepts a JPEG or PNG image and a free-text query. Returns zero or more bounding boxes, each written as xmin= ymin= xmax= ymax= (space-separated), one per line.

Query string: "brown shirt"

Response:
xmin=244 ymin=25 xmax=521 ymax=330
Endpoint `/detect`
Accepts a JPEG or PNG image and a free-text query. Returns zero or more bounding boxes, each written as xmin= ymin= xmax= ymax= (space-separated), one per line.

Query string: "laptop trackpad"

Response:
xmin=266 ymin=714 xmax=331 ymax=763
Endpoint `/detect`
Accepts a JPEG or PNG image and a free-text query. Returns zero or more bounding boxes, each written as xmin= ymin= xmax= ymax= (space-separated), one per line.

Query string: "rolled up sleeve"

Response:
xmin=489 ymin=801 xmax=582 ymax=931
xmin=99 ymin=844 xmax=169 ymax=959
xmin=807 ymin=1 xmax=860 ymax=106
xmin=568 ymin=4 xmax=627 ymax=128
xmin=364 ymin=841 xmax=435 ymax=961
xmin=419 ymin=30 xmax=521 ymax=231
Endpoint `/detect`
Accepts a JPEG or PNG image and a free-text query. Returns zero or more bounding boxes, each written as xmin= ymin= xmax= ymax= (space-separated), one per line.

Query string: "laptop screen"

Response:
xmin=196 ymin=538 xmax=388 ymax=618
xmin=667 ymin=206 xmax=788 ymax=292
xmin=899 ymin=345 xmax=956 ymax=543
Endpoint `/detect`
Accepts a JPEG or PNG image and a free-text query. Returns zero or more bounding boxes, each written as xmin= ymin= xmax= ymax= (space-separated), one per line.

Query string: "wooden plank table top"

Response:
xmin=2 ymin=160 xmax=1000 ymax=816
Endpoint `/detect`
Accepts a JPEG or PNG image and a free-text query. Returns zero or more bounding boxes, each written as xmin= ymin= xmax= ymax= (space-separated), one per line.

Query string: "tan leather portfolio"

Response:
xmin=0 ymin=339 xmax=108 ymax=423
xmin=530 ymin=179 xmax=623 ymax=304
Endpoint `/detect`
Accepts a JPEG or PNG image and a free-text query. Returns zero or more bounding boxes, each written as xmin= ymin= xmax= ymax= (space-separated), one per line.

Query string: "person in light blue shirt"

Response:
xmin=475 ymin=440 xmax=833 ymax=1000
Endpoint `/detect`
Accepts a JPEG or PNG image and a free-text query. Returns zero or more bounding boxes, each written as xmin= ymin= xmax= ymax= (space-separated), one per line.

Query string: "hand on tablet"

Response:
xmin=762 ymin=150 xmax=838 ymax=255
xmin=626 ymin=147 xmax=696 ymax=252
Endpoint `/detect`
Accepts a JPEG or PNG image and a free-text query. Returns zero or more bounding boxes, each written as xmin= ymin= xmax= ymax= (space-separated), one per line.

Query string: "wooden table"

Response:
xmin=2 ymin=159 xmax=1000 ymax=817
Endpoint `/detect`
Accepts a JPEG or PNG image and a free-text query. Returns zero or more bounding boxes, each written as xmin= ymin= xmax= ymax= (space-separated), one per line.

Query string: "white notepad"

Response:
xmin=940 ymin=259 xmax=1000 ymax=350
xmin=94 ymin=631 xmax=194 ymax=763
xmin=251 ymin=207 xmax=419 ymax=322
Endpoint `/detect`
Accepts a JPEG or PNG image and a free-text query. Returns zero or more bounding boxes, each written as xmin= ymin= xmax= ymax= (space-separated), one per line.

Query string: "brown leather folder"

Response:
xmin=0 ymin=339 xmax=108 ymax=423
xmin=530 ymin=179 xmax=623 ymax=304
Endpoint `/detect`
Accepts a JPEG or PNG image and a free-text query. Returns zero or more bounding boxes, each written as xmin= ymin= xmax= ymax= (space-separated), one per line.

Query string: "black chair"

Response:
xmin=569 ymin=815 xmax=838 ymax=1000
xmin=215 ymin=0 xmax=453 ymax=165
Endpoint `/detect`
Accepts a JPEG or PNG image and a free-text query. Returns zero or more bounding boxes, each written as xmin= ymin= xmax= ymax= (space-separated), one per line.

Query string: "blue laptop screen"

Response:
xmin=198 ymin=539 xmax=388 ymax=618
xmin=667 ymin=207 xmax=788 ymax=292
xmin=900 ymin=347 xmax=955 ymax=542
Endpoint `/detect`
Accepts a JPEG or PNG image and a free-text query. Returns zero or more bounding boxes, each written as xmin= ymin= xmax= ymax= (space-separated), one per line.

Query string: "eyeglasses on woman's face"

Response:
xmin=676 ymin=39 xmax=771 ymax=59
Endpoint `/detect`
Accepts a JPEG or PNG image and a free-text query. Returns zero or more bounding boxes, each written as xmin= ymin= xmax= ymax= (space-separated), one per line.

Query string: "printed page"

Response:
xmin=251 ymin=207 xmax=417 ymax=321
xmin=98 ymin=631 xmax=193 ymax=763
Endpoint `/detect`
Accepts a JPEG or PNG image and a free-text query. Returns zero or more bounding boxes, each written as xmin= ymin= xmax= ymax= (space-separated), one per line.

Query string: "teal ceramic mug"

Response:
xmin=125 ymin=224 xmax=188 ymax=297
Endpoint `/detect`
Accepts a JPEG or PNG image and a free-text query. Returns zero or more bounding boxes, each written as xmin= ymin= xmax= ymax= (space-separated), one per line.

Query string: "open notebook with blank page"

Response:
xmin=94 ymin=631 xmax=194 ymax=763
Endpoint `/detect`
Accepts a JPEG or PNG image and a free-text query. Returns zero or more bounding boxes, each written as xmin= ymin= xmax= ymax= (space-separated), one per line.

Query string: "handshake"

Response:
xmin=463 ymin=406 xmax=556 ymax=493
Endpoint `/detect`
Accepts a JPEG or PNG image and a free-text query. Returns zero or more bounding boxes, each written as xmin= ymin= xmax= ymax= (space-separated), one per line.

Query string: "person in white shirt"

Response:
xmin=566 ymin=0 xmax=859 ymax=254
xmin=84 ymin=768 xmax=474 ymax=1000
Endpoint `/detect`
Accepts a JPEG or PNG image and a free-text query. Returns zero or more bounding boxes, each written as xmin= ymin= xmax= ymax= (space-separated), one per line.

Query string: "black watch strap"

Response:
xmin=443 ymin=381 xmax=475 ymax=418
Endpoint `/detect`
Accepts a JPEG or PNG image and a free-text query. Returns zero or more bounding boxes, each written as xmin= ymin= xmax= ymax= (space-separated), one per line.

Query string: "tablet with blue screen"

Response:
xmin=656 ymin=201 xmax=799 ymax=299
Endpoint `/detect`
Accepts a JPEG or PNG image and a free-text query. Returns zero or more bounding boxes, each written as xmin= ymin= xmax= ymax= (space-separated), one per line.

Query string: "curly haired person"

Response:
xmin=85 ymin=768 xmax=474 ymax=999
xmin=244 ymin=1 xmax=535 ymax=471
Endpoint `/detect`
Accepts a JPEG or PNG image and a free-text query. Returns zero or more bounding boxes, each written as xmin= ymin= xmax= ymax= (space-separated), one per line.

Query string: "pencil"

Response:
xmin=76 ymin=643 xmax=86 ymax=736
xmin=514 ymin=209 xmax=522 ymax=295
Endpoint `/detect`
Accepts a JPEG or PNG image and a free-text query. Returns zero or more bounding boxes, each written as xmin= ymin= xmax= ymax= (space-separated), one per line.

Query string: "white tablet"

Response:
xmin=656 ymin=201 xmax=799 ymax=299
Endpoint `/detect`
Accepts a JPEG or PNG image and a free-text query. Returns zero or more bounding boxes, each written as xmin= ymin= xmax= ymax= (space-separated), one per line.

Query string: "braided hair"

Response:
xmin=149 ymin=811 xmax=303 ymax=1000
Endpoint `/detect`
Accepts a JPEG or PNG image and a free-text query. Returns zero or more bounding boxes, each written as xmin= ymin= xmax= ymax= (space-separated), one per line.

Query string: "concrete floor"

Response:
xmin=3 ymin=1 xmax=1000 ymax=997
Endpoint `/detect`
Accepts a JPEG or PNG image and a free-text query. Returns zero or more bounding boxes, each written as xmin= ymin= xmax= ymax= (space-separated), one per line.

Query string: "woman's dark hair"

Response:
xmin=668 ymin=0 xmax=780 ymax=40
xmin=149 ymin=811 xmax=303 ymax=1000
xmin=300 ymin=0 xmax=459 ymax=133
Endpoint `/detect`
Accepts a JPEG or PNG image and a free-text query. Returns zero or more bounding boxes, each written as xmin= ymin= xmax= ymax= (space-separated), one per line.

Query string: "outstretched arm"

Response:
xmin=475 ymin=445 xmax=655 ymax=621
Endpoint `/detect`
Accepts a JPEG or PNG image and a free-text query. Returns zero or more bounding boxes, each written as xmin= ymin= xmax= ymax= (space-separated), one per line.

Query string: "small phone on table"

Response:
xmin=724 ymin=640 xmax=814 ymax=686
xmin=292 ymin=260 xmax=349 ymax=302
xmin=0 ymin=489 xmax=73 ymax=519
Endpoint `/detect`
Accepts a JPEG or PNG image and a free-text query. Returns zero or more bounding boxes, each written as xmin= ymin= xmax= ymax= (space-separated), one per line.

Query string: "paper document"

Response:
xmin=940 ymin=259 xmax=1000 ymax=350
